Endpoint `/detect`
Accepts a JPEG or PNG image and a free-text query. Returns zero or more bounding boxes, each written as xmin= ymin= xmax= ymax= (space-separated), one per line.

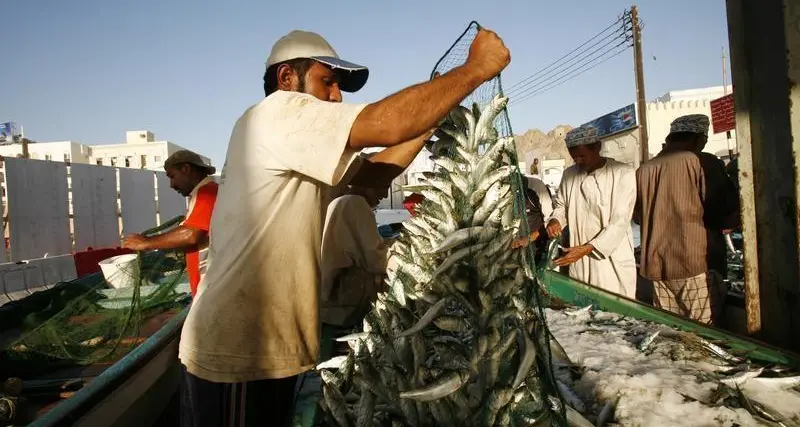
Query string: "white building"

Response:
xmin=0 ymin=140 xmax=91 ymax=164
xmin=90 ymin=130 xmax=211 ymax=170
xmin=646 ymin=85 xmax=737 ymax=160
xmin=0 ymin=130 xmax=212 ymax=170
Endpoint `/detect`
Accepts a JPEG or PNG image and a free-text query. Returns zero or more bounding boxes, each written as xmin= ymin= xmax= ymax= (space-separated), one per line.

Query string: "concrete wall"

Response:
xmin=0 ymin=157 xmax=187 ymax=261
xmin=601 ymin=129 xmax=641 ymax=169
xmin=646 ymin=99 xmax=737 ymax=159
xmin=541 ymin=159 xmax=566 ymax=191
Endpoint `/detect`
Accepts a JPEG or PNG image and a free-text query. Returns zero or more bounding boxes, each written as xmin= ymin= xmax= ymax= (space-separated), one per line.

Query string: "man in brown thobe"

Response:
xmin=635 ymin=114 xmax=739 ymax=325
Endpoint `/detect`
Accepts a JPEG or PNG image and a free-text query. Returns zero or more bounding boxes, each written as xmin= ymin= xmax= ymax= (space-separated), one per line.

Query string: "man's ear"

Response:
xmin=276 ymin=64 xmax=296 ymax=91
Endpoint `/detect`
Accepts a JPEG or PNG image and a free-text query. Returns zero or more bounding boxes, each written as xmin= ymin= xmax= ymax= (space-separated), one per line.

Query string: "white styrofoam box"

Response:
xmin=98 ymin=253 xmax=139 ymax=289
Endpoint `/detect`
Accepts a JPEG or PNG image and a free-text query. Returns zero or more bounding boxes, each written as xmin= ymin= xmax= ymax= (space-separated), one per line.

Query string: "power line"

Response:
xmin=509 ymin=44 xmax=631 ymax=106
xmin=509 ymin=42 xmax=632 ymax=106
xmin=509 ymin=36 xmax=632 ymax=102
xmin=506 ymin=31 xmax=631 ymax=99
xmin=504 ymin=12 xmax=630 ymax=95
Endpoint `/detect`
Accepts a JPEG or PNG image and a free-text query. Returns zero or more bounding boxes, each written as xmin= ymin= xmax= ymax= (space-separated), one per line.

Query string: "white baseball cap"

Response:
xmin=266 ymin=30 xmax=369 ymax=93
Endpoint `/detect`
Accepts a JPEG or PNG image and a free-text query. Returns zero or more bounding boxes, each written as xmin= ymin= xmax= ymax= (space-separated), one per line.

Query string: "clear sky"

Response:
xmin=1 ymin=0 xmax=731 ymax=167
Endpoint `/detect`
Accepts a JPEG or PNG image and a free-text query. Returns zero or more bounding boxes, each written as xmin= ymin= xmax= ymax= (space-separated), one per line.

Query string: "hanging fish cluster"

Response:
xmin=317 ymin=95 xmax=566 ymax=426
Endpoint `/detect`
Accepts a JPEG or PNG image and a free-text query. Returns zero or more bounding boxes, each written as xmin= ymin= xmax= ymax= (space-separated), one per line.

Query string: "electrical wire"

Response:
xmin=506 ymin=32 xmax=631 ymax=100
xmin=504 ymin=13 xmax=630 ymax=96
xmin=509 ymin=42 xmax=632 ymax=106
xmin=503 ymin=10 xmax=635 ymax=107
xmin=505 ymin=26 xmax=630 ymax=98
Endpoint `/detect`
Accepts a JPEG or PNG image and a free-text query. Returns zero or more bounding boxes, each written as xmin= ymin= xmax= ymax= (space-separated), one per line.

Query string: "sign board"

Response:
xmin=0 ymin=122 xmax=21 ymax=144
xmin=577 ymin=104 xmax=638 ymax=141
xmin=710 ymin=94 xmax=735 ymax=134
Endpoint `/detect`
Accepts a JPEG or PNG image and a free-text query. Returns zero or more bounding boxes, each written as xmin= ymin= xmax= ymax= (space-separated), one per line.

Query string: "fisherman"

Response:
xmin=121 ymin=150 xmax=218 ymax=298
xmin=511 ymin=187 xmax=550 ymax=265
xmin=545 ymin=126 xmax=637 ymax=298
xmin=177 ymin=28 xmax=510 ymax=426
xmin=635 ymin=114 xmax=739 ymax=325
xmin=531 ymin=157 xmax=542 ymax=178
xmin=527 ymin=173 xmax=553 ymax=220
xmin=320 ymin=179 xmax=390 ymax=329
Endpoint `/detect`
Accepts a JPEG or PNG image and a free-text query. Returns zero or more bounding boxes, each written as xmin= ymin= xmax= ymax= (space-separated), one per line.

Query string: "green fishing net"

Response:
xmin=428 ymin=21 xmax=567 ymax=425
xmin=0 ymin=216 xmax=190 ymax=379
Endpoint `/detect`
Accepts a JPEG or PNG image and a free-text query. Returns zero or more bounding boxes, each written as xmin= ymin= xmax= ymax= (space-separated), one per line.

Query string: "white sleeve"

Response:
xmin=529 ymin=178 xmax=554 ymax=220
xmin=589 ymin=167 xmax=636 ymax=258
xmin=254 ymin=91 xmax=368 ymax=186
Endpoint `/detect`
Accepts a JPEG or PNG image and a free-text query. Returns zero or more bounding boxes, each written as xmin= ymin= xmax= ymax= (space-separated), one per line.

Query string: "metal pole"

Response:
xmin=631 ymin=5 xmax=650 ymax=162
xmin=726 ymin=0 xmax=800 ymax=349
xmin=20 ymin=125 xmax=28 ymax=159
xmin=722 ymin=48 xmax=734 ymax=159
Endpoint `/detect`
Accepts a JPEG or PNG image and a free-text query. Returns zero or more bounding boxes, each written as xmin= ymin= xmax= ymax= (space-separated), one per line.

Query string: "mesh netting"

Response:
xmin=0 ymin=216 xmax=190 ymax=380
xmin=316 ymin=21 xmax=567 ymax=427
xmin=428 ymin=21 xmax=567 ymax=425
xmin=430 ymin=22 xmax=514 ymax=142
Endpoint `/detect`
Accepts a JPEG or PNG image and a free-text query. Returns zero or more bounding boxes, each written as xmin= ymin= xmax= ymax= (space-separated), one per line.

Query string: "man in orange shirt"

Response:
xmin=122 ymin=150 xmax=218 ymax=297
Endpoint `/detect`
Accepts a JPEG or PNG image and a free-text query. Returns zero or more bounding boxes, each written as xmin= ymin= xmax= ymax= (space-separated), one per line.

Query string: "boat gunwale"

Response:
xmin=539 ymin=267 xmax=800 ymax=368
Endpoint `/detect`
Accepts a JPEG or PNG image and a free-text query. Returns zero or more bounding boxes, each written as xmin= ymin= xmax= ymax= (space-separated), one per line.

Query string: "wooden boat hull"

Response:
xmin=28 ymin=309 xmax=187 ymax=427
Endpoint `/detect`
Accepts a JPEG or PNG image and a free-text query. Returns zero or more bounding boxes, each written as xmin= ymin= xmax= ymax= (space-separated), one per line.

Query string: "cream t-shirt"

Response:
xmin=179 ymin=90 xmax=367 ymax=382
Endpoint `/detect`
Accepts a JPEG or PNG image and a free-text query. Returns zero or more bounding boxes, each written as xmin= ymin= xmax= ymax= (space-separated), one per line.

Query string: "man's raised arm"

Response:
xmin=347 ymin=29 xmax=510 ymax=150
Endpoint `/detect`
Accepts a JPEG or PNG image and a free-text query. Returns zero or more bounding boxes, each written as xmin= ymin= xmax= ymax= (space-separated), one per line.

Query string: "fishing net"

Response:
xmin=316 ymin=21 xmax=568 ymax=427
xmin=0 ymin=216 xmax=190 ymax=380
xmin=427 ymin=21 xmax=568 ymax=425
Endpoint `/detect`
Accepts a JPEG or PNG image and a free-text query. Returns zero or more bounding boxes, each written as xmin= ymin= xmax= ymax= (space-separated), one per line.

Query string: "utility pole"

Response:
xmin=722 ymin=47 xmax=734 ymax=159
xmin=631 ymin=5 xmax=649 ymax=163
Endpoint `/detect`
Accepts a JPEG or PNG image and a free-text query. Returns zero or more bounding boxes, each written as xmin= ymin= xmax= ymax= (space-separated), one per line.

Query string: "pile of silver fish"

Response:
xmin=316 ymin=95 xmax=579 ymax=426
xmin=546 ymin=305 xmax=800 ymax=426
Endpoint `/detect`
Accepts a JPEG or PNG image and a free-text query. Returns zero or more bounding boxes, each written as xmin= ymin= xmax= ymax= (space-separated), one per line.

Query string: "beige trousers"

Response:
xmin=652 ymin=270 xmax=725 ymax=325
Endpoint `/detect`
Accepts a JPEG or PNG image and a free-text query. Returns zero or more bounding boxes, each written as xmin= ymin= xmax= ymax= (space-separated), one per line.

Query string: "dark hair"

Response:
xmin=665 ymin=131 xmax=699 ymax=144
xmin=263 ymin=58 xmax=316 ymax=96
xmin=170 ymin=162 xmax=212 ymax=177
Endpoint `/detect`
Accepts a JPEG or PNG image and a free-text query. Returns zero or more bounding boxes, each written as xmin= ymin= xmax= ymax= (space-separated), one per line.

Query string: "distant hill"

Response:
xmin=513 ymin=125 xmax=574 ymax=173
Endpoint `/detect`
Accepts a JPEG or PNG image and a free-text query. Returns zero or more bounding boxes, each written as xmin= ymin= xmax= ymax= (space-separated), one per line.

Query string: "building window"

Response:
xmin=124 ymin=156 xmax=132 ymax=167
xmin=44 ymin=154 xmax=52 ymax=161
xmin=96 ymin=158 xmax=103 ymax=166
xmin=154 ymin=155 xmax=161 ymax=163
xmin=64 ymin=153 xmax=71 ymax=165
xmin=110 ymin=157 xmax=117 ymax=166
